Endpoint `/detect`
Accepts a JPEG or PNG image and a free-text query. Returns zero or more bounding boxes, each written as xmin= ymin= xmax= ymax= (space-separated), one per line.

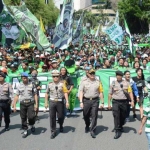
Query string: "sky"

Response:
xmin=53 ymin=0 xmax=63 ymax=9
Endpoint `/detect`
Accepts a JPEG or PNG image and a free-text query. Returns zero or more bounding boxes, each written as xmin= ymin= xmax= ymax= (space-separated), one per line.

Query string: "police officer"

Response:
xmin=79 ymin=69 xmax=104 ymax=138
xmin=45 ymin=70 xmax=69 ymax=139
xmin=13 ymin=72 xmax=38 ymax=138
xmin=108 ymin=71 xmax=134 ymax=139
xmin=0 ymin=71 xmax=13 ymax=131
xmin=30 ymin=69 xmax=41 ymax=120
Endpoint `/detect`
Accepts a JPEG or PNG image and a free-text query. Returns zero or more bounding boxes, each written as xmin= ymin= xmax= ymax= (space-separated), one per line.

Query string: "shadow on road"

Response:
xmin=95 ymin=125 xmax=108 ymax=135
xmin=129 ymin=114 xmax=141 ymax=122
xmin=123 ymin=126 xmax=137 ymax=134
xmin=32 ymin=127 xmax=47 ymax=135
xmin=63 ymin=126 xmax=76 ymax=133
xmin=10 ymin=124 xmax=22 ymax=130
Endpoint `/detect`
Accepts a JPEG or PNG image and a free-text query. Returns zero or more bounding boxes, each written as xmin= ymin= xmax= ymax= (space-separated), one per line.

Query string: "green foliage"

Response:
xmin=4 ymin=0 xmax=59 ymax=26
xmin=118 ymin=0 xmax=150 ymax=33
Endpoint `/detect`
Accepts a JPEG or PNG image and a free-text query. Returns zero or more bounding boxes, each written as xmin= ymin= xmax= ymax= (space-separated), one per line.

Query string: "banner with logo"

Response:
xmin=105 ymin=22 xmax=124 ymax=45
xmin=53 ymin=0 xmax=74 ymax=49
xmin=8 ymin=69 xmax=150 ymax=110
xmin=9 ymin=2 xmax=51 ymax=52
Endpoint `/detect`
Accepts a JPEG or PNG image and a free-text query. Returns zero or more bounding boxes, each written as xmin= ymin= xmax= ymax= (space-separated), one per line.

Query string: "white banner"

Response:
xmin=2 ymin=25 xmax=20 ymax=40
xmin=105 ymin=23 xmax=123 ymax=45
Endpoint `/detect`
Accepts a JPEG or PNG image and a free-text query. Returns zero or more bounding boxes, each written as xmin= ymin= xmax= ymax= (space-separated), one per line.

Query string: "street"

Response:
xmin=0 ymin=111 xmax=148 ymax=150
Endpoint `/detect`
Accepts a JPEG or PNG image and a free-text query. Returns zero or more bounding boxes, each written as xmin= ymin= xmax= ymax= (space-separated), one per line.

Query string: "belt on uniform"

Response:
xmin=50 ymin=98 xmax=63 ymax=102
xmin=113 ymin=99 xmax=127 ymax=102
xmin=22 ymin=99 xmax=33 ymax=103
xmin=83 ymin=97 xmax=99 ymax=101
xmin=0 ymin=99 xmax=9 ymax=103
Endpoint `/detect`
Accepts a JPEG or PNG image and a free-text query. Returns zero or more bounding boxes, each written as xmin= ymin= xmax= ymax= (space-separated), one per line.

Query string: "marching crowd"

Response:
xmin=0 ymin=34 xmax=150 ymax=149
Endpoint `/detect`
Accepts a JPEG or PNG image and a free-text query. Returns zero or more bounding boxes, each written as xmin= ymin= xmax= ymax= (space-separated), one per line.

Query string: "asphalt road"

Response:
xmin=0 ymin=111 xmax=148 ymax=150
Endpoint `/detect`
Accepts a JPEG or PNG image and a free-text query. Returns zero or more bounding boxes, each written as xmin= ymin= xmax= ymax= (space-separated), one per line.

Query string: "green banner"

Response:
xmin=7 ymin=69 xmax=150 ymax=110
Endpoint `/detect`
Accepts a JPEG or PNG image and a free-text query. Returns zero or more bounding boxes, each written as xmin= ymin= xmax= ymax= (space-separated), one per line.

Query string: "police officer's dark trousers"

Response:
xmin=0 ymin=101 xmax=10 ymax=127
xmin=83 ymin=99 xmax=99 ymax=132
xmin=20 ymin=101 xmax=35 ymax=130
xmin=49 ymin=101 xmax=64 ymax=133
xmin=112 ymin=99 xmax=127 ymax=130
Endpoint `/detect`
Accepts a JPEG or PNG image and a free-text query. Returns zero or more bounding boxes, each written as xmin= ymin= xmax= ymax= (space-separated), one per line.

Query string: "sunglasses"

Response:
xmin=52 ymin=76 xmax=59 ymax=78
xmin=89 ymin=72 xmax=95 ymax=75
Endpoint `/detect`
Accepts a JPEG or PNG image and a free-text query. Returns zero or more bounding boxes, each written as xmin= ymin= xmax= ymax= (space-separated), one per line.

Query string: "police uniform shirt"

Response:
xmin=0 ymin=83 xmax=14 ymax=101
xmin=16 ymin=82 xmax=37 ymax=101
xmin=79 ymin=78 xmax=103 ymax=98
xmin=46 ymin=81 xmax=68 ymax=100
xmin=109 ymin=80 xmax=132 ymax=100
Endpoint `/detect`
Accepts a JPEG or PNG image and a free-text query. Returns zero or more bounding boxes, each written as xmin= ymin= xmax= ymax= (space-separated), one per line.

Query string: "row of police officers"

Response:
xmin=0 ymin=68 xmax=145 ymax=140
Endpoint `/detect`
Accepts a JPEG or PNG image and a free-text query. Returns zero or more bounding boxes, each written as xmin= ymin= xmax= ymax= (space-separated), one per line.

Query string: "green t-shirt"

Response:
xmin=19 ymin=68 xmax=30 ymax=74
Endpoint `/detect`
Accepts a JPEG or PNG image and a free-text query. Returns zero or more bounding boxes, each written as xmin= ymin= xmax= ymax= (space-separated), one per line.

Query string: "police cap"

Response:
xmin=21 ymin=72 xmax=29 ymax=77
xmin=116 ymin=70 xmax=123 ymax=76
xmin=51 ymin=70 xmax=60 ymax=76
xmin=89 ymin=69 xmax=95 ymax=74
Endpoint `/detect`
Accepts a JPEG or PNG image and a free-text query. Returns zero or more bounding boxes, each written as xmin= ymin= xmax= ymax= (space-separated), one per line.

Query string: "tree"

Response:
xmin=118 ymin=0 xmax=150 ymax=33
xmin=3 ymin=0 xmax=59 ymax=26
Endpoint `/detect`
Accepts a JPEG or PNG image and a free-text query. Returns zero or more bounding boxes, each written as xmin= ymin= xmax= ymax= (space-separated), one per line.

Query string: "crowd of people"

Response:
xmin=0 ymin=34 xmax=150 ymax=147
xmin=0 ymin=34 xmax=149 ymax=76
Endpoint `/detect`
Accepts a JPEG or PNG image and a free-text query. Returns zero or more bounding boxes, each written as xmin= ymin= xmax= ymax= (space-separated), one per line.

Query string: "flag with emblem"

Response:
xmin=9 ymin=2 xmax=52 ymax=52
xmin=0 ymin=0 xmax=20 ymax=41
xmin=53 ymin=0 xmax=74 ymax=49
xmin=72 ymin=12 xmax=83 ymax=45
xmin=124 ymin=18 xmax=133 ymax=53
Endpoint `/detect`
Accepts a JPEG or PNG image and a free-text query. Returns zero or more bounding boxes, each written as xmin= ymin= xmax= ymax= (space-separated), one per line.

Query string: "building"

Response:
xmin=74 ymin=0 xmax=91 ymax=11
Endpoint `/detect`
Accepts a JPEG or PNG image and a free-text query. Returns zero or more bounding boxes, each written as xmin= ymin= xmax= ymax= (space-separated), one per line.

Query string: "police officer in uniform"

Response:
xmin=13 ymin=72 xmax=38 ymax=138
xmin=0 ymin=71 xmax=13 ymax=131
xmin=79 ymin=69 xmax=104 ymax=138
xmin=45 ymin=70 xmax=69 ymax=139
xmin=108 ymin=71 xmax=134 ymax=139
xmin=30 ymin=69 xmax=41 ymax=120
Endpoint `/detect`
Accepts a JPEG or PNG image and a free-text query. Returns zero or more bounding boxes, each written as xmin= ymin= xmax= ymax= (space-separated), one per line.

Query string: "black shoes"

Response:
xmin=85 ymin=126 xmax=90 ymax=133
xmin=22 ymin=130 xmax=28 ymax=138
xmin=114 ymin=131 xmax=120 ymax=139
xmin=31 ymin=126 xmax=35 ymax=133
xmin=60 ymin=127 xmax=63 ymax=133
xmin=5 ymin=127 xmax=10 ymax=131
xmin=90 ymin=131 xmax=96 ymax=138
xmin=51 ymin=132 xmax=56 ymax=139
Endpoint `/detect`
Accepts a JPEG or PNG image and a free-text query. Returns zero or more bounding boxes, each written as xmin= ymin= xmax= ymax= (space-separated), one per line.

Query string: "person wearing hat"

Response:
xmin=13 ymin=72 xmax=38 ymax=138
xmin=45 ymin=70 xmax=69 ymax=139
xmin=108 ymin=70 xmax=134 ymax=139
xmin=79 ymin=69 xmax=104 ymax=138
xmin=9 ymin=64 xmax=19 ymax=75
xmin=49 ymin=59 xmax=58 ymax=72
xmin=42 ymin=64 xmax=48 ymax=72
xmin=0 ymin=71 xmax=13 ymax=131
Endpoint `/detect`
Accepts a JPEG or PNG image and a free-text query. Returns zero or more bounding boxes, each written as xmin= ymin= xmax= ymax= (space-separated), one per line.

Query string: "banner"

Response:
xmin=72 ymin=12 xmax=83 ymax=45
xmin=0 ymin=0 xmax=20 ymax=43
xmin=7 ymin=69 xmax=150 ymax=111
xmin=124 ymin=18 xmax=133 ymax=53
xmin=53 ymin=0 xmax=74 ymax=49
xmin=105 ymin=22 xmax=124 ymax=45
xmin=9 ymin=2 xmax=52 ymax=52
